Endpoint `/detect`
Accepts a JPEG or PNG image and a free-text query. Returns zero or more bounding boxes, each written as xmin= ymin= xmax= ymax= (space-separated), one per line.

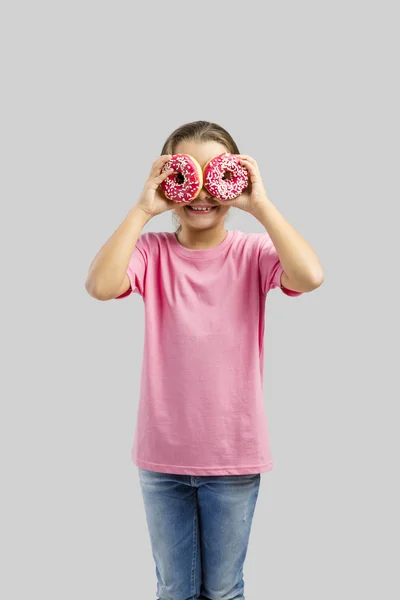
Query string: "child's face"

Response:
xmin=173 ymin=140 xmax=231 ymax=230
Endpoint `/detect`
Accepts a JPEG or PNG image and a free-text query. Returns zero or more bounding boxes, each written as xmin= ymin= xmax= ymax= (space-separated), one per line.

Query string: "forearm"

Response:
xmin=250 ymin=196 xmax=324 ymax=290
xmin=85 ymin=205 xmax=152 ymax=299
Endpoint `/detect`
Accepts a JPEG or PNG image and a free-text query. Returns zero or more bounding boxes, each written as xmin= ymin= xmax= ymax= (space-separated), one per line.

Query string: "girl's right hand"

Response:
xmin=136 ymin=155 xmax=178 ymax=217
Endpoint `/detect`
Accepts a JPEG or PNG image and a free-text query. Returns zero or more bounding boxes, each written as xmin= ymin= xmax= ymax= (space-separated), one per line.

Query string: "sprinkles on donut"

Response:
xmin=203 ymin=152 xmax=249 ymax=201
xmin=160 ymin=154 xmax=203 ymax=203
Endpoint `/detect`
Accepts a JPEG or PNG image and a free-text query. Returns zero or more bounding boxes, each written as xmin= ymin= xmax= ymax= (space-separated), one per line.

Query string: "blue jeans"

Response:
xmin=138 ymin=467 xmax=261 ymax=600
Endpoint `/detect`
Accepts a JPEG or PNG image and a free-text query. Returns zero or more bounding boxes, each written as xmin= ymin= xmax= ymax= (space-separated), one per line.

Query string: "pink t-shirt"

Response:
xmin=115 ymin=229 xmax=302 ymax=475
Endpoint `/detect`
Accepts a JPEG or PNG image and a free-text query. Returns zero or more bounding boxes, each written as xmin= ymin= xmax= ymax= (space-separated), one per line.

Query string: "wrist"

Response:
xmin=131 ymin=204 xmax=153 ymax=225
xmin=248 ymin=196 xmax=271 ymax=218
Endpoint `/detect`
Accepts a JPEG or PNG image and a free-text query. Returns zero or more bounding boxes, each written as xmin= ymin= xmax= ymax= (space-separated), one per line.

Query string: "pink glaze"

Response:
xmin=160 ymin=154 xmax=202 ymax=203
xmin=203 ymin=152 xmax=249 ymax=201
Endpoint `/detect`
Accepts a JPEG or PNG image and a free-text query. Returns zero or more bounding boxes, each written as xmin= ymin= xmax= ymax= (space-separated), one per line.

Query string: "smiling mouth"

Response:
xmin=185 ymin=205 xmax=219 ymax=214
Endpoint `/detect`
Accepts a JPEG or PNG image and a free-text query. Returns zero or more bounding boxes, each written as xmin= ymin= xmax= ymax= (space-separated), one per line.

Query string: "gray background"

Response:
xmin=1 ymin=1 xmax=398 ymax=598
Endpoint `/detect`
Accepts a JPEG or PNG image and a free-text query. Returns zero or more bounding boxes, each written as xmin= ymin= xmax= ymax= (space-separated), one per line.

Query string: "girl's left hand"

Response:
xmin=216 ymin=155 xmax=268 ymax=213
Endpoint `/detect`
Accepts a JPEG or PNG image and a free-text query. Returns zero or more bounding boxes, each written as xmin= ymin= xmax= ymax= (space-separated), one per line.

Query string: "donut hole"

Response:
xmin=175 ymin=172 xmax=185 ymax=185
xmin=222 ymin=171 xmax=233 ymax=181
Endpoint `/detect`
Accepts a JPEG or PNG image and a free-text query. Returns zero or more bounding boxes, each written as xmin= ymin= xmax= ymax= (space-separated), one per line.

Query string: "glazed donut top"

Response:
xmin=160 ymin=154 xmax=202 ymax=203
xmin=203 ymin=153 xmax=249 ymax=201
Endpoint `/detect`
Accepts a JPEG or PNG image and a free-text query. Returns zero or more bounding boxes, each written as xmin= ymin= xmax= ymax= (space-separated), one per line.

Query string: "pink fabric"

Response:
xmin=115 ymin=229 xmax=302 ymax=475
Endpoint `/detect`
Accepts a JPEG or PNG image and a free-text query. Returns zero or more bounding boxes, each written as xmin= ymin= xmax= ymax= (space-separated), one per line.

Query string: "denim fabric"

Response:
xmin=138 ymin=467 xmax=261 ymax=600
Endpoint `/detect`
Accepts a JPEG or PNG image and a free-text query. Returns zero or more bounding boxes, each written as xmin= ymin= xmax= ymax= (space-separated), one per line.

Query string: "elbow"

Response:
xmin=85 ymin=277 xmax=112 ymax=301
xmin=294 ymin=268 xmax=324 ymax=293
xmin=309 ymin=267 xmax=325 ymax=290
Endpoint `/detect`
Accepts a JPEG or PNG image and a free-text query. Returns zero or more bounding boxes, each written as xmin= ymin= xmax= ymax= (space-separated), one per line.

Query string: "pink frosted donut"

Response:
xmin=203 ymin=152 xmax=249 ymax=201
xmin=160 ymin=154 xmax=203 ymax=203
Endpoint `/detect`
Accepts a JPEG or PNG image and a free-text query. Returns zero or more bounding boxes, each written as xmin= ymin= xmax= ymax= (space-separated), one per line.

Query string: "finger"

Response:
xmin=149 ymin=155 xmax=173 ymax=177
xmin=153 ymin=167 xmax=175 ymax=182
xmin=238 ymin=157 xmax=259 ymax=174
xmin=152 ymin=154 xmax=172 ymax=166
xmin=238 ymin=158 xmax=260 ymax=183
xmin=147 ymin=168 xmax=175 ymax=191
xmin=238 ymin=157 xmax=254 ymax=166
xmin=238 ymin=157 xmax=255 ymax=171
xmin=237 ymin=154 xmax=256 ymax=163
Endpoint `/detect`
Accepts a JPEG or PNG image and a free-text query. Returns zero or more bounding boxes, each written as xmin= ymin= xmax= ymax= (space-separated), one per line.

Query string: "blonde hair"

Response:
xmin=160 ymin=121 xmax=241 ymax=234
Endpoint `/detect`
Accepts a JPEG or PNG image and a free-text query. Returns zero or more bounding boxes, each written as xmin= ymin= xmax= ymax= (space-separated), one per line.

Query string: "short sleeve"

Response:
xmin=115 ymin=235 xmax=148 ymax=299
xmin=258 ymin=233 xmax=303 ymax=297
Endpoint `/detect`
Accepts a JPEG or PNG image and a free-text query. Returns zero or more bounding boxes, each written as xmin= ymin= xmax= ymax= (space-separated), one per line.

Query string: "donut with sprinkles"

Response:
xmin=160 ymin=154 xmax=203 ymax=203
xmin=203 ymin=153 xmax=249 ymax=201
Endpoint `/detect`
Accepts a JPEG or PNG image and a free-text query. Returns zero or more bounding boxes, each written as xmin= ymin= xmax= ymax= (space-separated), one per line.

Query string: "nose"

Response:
xmin=197 ymin=185 xmax=212 ymax=201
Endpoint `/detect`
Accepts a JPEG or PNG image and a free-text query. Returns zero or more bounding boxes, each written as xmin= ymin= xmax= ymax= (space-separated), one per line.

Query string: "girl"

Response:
xmin=85 ymin=121 xmax=324 ymax=600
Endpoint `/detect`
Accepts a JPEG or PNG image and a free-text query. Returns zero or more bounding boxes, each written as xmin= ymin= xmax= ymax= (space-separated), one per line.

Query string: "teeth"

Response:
xmin=190 ymin=207 xmax=213 ymax=211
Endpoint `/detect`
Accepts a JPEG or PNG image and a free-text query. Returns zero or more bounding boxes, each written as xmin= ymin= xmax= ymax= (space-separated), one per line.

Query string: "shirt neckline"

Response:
xmin=168 ymin=229 xmax=234 ymax=259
